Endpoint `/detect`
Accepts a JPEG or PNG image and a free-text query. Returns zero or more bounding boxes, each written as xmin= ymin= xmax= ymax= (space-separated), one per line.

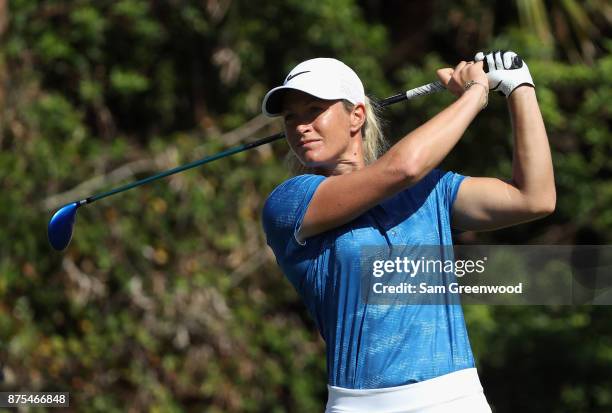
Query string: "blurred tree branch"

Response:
xmin=41 ymin=114 xmax=276 ymax=210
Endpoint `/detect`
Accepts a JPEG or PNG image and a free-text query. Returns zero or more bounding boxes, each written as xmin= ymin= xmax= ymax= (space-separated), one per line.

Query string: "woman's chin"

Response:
xmin=299 ymin=154 xmax=321 ymax=167
xmin=297 ymin=151 xmax=336 ymax=170
xmin=301 ymin=157 xmax=328 ymax=168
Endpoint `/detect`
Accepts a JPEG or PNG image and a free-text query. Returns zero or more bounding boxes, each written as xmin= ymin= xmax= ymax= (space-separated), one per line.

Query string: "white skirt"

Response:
xmin=325 ymin=368 xmax=492 ymax=413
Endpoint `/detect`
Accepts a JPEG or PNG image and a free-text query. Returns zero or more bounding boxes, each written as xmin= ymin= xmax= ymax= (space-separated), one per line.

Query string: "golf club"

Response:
xmin=48 ymin=81 xmax=445 ymax=251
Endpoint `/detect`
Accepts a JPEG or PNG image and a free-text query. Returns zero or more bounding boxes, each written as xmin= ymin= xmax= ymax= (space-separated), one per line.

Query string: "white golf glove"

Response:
xmin=474 ymin=50 xmax=534 ymax=97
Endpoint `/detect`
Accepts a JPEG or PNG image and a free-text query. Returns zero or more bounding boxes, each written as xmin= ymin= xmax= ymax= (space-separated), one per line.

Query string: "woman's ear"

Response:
xmin=350 ymin=103 xmax=366 ymax=134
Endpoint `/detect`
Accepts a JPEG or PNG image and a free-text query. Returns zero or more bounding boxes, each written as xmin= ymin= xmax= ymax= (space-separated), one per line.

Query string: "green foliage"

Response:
xmin=0 ymin=0 xmax=610 ymax=412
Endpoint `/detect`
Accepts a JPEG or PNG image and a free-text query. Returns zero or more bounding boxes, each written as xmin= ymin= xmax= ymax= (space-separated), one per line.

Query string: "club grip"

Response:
xmin=405 ymin=81 xmax=445 ymax=100
xmin=379 ymin=81 xmax=445 ymax=107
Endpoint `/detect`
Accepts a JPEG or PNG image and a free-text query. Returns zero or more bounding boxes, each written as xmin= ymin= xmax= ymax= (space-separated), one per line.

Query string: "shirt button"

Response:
xmin=391 ymin=230 xmax=396 ymax=236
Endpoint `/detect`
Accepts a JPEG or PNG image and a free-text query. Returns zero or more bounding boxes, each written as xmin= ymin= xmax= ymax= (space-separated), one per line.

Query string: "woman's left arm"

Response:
xmin=452 ymin=86 xmax=556 ymax=231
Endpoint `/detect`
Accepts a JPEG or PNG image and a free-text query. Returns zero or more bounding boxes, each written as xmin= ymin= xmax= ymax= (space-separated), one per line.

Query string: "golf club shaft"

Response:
xmin=84 ymin=81 xmax=445 ymax=205
xmin=87 ymin=132 xmax=284 ymax=204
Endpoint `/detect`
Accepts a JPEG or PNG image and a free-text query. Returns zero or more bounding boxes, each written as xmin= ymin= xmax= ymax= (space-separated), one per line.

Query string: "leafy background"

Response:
xmin=1 ymin=0 xmax=611 ymax=411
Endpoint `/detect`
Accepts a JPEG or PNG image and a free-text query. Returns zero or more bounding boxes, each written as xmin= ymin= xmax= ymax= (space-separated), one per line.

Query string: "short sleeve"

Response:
xmin=434 ymin=169 xmax=468 ymax=233
xmin=440 ymin=170 xmax=467 ymax=212
xmin=261 ymin=174 xmax=326 ymax=264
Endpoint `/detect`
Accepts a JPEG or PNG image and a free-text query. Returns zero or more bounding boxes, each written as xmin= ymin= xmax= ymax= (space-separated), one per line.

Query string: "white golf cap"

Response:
xmin=261 ymin=57 xmax=365 ymax=117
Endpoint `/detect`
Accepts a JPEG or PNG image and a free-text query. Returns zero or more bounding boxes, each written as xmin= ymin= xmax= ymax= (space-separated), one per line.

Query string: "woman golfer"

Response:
xmin=261 ymin=52 xmax=555 ymax=412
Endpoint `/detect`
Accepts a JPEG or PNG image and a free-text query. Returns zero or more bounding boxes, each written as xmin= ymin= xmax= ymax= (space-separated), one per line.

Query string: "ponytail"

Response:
xmin=359 ymin=96 xmax=387 ymax=165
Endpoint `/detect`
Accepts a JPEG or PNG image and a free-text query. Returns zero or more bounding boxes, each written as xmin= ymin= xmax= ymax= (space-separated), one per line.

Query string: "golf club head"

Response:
xmin=48 ymin=202 xmax=79 ymax=251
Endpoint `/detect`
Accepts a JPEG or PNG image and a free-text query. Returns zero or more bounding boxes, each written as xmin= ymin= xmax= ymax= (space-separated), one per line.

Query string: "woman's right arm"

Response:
xmin=298 ymin=61 xmax=488 ymax=241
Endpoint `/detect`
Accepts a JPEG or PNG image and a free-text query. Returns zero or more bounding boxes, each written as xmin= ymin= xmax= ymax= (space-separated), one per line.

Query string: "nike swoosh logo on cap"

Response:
xmin=285 ymin=70 xmax=310 ymax=83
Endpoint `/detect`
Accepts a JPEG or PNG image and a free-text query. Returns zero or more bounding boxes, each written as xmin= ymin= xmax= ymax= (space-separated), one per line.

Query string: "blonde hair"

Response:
xmin=285 ymin=96 xmax=387 ymax=175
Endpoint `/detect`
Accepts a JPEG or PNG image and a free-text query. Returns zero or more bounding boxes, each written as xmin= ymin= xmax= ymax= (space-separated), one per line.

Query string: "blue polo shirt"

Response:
xmin=261 ymin=169 xmax=474 ymax=389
